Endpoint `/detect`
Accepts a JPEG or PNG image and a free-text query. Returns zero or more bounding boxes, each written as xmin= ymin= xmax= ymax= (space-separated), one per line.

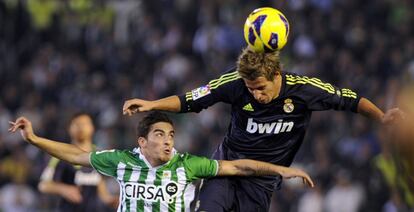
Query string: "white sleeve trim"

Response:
xmin=213 ymin=160 xmax=219 ymax=176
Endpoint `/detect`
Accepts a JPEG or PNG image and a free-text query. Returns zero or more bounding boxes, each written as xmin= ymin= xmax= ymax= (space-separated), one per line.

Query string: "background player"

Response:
xmin=385 ymin=84 xmax=414 ymax=208
xmin=38 ymin=113 xmax=117 ymax=211
xmin=8 ymin=112 xmax=314 ymax=211
xmin=123 ymin=48 xmax=402 ymax=211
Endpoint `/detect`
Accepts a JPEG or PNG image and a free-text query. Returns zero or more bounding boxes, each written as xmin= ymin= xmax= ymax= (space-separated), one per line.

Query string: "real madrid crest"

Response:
xmin=283 ymin=98 xmax=294 ymax=113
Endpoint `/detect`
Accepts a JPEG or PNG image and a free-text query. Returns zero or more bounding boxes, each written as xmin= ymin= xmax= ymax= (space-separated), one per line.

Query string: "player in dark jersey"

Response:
xmin=38 ymin=113 xmax=117 ymax=211
xmin=122 ymin=48 xmax=401 ymax=211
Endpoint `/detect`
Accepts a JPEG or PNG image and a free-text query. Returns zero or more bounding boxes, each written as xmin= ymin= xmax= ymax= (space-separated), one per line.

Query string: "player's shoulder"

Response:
xmin=176 ymin=152 xmax=213 ymax=164
xmin=208 ymin=67 xmax=244 ymax=89
xmin=93 ymin=149 xmax=134 ymax=160
xmin=283 ymin=71 xmax=326 ymax=85
xmin=282 ymin=71 xmax=336 ymax=95
xmin=172 ymin=152 xmax=191 ymax=162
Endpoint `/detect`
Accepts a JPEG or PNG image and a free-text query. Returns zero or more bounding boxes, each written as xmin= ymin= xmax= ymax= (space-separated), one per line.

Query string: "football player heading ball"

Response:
xmin=123 ymin=7 xmax=402 ymax=212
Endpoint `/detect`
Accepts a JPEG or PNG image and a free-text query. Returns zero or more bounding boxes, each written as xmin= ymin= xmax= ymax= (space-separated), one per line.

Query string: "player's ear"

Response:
xmin=138 ymin=137 xmax=147 ymax=148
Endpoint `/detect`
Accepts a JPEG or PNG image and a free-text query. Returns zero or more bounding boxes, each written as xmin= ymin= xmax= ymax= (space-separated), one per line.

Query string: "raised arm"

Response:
xmin=8 ymin=117 xmax=91 ymax=167
xmin=217 ymin=159 xmax=314 ymax=187
xmin=123 ymin=96 xmax=181 ymax=116
xmin=357 ymin=97 xmax=404 ymax=124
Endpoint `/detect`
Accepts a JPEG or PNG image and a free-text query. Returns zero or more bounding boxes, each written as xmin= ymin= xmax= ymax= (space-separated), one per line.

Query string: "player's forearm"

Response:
xmin=38 ymin=181 xmax=74 ymax=196
xmin=229 ymin=159 xmax=288 ymax=176
xmin=152 ymin=96 xmax=181 ymax=112
xmin=28 ymin=135 xmax=90 ymax=167
xmin=357 ymin=97 xmax=384 ymax=122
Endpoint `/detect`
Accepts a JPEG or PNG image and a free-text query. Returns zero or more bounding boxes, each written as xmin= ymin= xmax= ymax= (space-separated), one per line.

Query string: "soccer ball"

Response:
xmin=244 ymin=7 xmax=290 ymax=52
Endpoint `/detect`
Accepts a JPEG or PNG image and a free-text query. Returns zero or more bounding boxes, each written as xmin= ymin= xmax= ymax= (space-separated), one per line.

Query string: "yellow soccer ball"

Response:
xmin=244 ymin=7 xmax=290 ymax=52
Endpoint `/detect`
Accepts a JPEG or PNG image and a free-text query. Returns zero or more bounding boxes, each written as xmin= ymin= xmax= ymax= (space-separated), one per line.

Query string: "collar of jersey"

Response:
xmin=132 ymin=147 xmax=177 ymax=169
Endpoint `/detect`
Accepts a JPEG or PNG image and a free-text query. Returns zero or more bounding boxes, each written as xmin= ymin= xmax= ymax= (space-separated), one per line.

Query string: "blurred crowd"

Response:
xmin=0 ymin=0 xmax=413 ymax=211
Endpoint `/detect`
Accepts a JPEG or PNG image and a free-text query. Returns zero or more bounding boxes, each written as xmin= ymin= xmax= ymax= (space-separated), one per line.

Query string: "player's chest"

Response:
xmin=233 ymin=96 xmax=308 ymax=119
xmin=118 ymin=165 xmax=188 ymax=185
xmin=119 ymin=167 xmax=189 ymax=203
xmin=231 ymin=96 xmax=310 ymax=135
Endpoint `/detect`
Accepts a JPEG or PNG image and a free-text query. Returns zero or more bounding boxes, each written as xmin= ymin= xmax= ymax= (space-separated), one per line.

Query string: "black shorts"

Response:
xmin=196 ymin=177 xmax=273 ymax=212
xmin=196 ymin=143 xmax=280 ymax=212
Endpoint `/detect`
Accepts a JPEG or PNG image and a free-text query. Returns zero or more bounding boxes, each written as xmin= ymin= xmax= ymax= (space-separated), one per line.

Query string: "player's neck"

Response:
xmin=147 ymin=158 xmax=164 ymax=167
xmin=140 ymin=148 xmax=168 ymax=167
xmin=271 ymin=74 xmax=282 ymax=100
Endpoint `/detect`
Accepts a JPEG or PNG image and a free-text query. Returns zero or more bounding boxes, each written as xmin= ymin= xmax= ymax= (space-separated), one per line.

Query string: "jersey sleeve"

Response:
xmin=89 ymin=149 xmax=121 ymax=177
xmin=182 ymin=154 xmax=219 ymax=181
xmin=286 ymin=74 xmax=361 ymax=112
xmin=40 ymin=157 xmax=61 ymax=181
xmin=178 ymin=70 xmax=242 ymax=113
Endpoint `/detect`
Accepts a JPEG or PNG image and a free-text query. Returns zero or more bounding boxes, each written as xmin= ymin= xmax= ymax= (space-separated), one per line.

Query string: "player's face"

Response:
xmin=142 ymin=122 xmax=175 ymax=165
xmin=69 ymin=115 xmax=94 ymax=142
xmin=243 ymin=76 xmax=279 ymax=104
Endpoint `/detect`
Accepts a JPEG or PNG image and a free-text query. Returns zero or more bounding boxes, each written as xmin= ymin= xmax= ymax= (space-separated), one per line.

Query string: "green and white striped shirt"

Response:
xmin=89 ymin=148 xmax=218 ymax=212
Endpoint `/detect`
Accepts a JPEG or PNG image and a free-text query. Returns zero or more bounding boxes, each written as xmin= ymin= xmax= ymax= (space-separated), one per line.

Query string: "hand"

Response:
xmin=382 ymin=108 xmax=405 ymax=124
xmin=280 ymin=167 xmax=315 ymax=188
xmin=123 ymin=98 xmax=154 ymax=116
xmin=8 ymin=117 xmax=36 ymax=142
xmin=60 ymin=185 xmax=83 ymax=204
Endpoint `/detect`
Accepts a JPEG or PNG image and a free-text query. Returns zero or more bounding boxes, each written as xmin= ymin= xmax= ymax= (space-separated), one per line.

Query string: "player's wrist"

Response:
xmin=148 ymin=100 xmax=157 ymax=110
xmin=26 ymin=133 xmax=38 ymax=144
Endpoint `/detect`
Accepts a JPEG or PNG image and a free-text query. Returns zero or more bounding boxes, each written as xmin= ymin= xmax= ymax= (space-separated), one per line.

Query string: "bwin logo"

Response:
xmin=246 ymin=118 xmax=294 ymax=134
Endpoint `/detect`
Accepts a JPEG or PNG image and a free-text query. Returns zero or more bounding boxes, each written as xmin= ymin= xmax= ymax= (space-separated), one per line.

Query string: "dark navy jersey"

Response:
xmin=179 ymin=68 xmax=360 ymax=189
xmin=40 ymin=157 xmax=110 ymax=212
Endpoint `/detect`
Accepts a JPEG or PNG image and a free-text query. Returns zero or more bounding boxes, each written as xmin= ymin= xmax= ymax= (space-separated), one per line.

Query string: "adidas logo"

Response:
xmin=243 ymin=103 xmax=254 ymax=112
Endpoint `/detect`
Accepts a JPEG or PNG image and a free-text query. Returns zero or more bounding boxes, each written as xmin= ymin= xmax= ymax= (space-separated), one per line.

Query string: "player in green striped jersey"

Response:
xmin=9 ymin=112 xmax=314 ymax=212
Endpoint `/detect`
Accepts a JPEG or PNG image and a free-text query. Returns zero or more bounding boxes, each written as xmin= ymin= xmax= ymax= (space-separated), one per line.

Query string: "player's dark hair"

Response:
xmin=137 ymin=112 xmax=174 ymax=138
xmin=237 ymin=47 xmax=282 ymax=81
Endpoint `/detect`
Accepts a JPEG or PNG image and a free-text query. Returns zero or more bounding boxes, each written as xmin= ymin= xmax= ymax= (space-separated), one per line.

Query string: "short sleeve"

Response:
xmin=179 ymin=69 xmax=242 ymax=113
xmin=90 ymin=149 xmax=120 ymax=177
xmin=40 ymin=157 xmax=60 ymax=181
xmin=183 ymin=154 xmax=219 ymax=181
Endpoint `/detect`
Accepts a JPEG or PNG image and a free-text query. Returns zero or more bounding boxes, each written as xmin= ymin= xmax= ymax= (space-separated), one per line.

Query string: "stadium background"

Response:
xmin=0 ymin=0 xmax=413 ymax=211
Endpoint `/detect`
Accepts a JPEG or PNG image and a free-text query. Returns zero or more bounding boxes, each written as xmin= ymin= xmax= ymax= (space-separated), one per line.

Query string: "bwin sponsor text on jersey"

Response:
xmin=246 ymin=118 xmax=294 ymax=134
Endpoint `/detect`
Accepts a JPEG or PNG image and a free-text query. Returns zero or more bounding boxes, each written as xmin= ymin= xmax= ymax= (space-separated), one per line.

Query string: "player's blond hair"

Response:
xmin=236 ymin=48 xmax=282 ymax=81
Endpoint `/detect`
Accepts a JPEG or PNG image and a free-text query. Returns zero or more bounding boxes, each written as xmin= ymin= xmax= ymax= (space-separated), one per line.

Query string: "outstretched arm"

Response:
xmin=217 ymin=160 xmax=314 ymax=187
xmin=357 ymin=97 xmax=384 ymax=122
xmin=123 ymin=96 xmax=181 ymax=116
xmin=8 ymin=117 xmax=91 ymax=167
xmin=358 ymin=97 xmax=404 ymax=124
